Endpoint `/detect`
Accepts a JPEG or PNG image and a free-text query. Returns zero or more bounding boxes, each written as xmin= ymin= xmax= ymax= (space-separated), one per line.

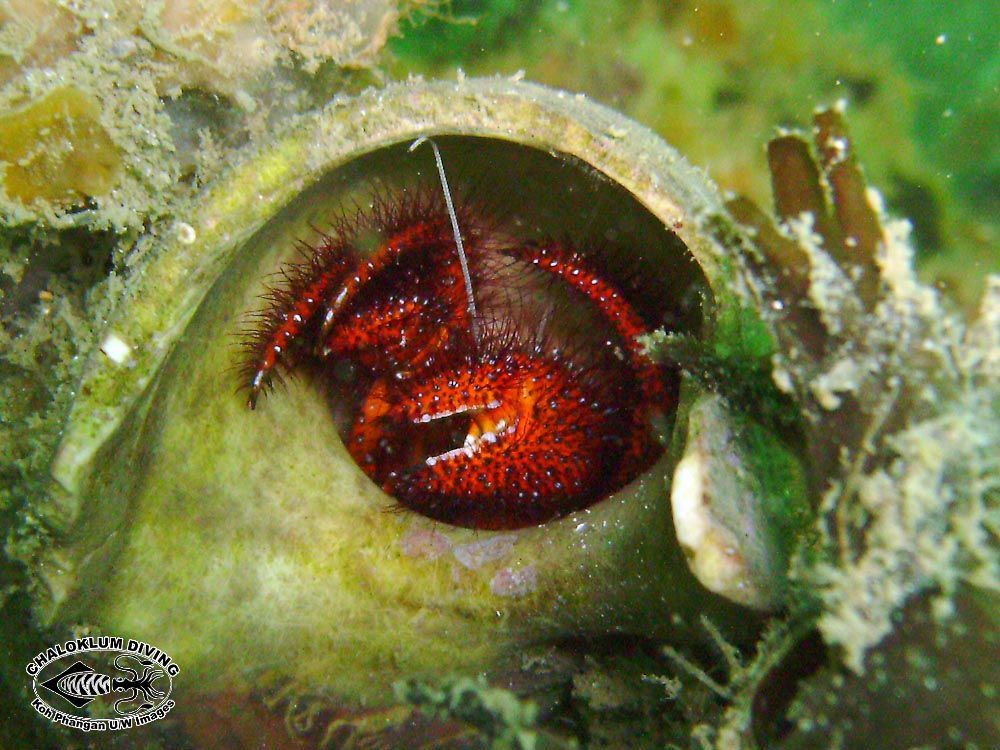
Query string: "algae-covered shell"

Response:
xmin=32 ymin=77 xmax=804 ymax=703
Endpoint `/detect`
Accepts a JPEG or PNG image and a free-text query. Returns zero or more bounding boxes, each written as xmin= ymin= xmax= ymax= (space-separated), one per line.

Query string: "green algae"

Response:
xmin=391 ymin=0 xmax=535 ymax=62
xmin=739 ymin=420 xmax=811 ymax=556
xmin=395 ymin=677 xmax=549 ymax=750
xmin=390 ymin=0 xmax=998 ymax=310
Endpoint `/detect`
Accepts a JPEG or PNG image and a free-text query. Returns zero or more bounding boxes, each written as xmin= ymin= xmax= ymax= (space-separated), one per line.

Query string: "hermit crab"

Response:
xmin=240 ymin=141 xmax=672 ymax=529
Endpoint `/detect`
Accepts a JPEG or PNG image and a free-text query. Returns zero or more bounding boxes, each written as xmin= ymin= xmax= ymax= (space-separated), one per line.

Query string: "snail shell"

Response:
xmin=31 ymin=78 xmax=802 ymax=699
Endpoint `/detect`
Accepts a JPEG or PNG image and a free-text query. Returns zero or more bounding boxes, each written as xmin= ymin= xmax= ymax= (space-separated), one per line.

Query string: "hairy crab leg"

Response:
xmin=318 ymin=211 xmax=480 ymax=342
xmin=320 ymin=262 xmax=470 ymax=371
xmin=498 ymin=241 xmax=668 ymax=475
xmin=499 ymin=242 xmax=666 ymax=405
xmin=243 ymin=198 xmax=479 ymax=408
xmin=242 ymin=241 xmax=354 ymax=408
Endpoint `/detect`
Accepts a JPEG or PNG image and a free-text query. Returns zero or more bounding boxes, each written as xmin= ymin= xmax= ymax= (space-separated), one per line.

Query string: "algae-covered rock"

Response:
xmin=670 ymin=392 xmax=808 ymax=609
xmin=0 ymin=0 xmax=82 ymax=86
xmin=0 ymin=0 xmax=421 ymax=230
xmin=0 ymin=86 xmax=121 ymax=206
xmin=142 ymin=0 xmax=411 ymax=91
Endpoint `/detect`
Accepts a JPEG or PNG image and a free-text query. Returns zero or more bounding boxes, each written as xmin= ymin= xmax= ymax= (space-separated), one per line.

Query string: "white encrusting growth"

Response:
xmin=409 ymin=136 xmax=480 ymax=345
xmin=175 ymin=221 xmax=197 ymax=245
xmin=100 ymin=332 xmax=132 ymax=365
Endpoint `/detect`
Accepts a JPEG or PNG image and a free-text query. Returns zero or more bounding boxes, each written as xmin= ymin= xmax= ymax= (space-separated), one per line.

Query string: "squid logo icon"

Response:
xmin=26 ymin=636 xmax=178 ymax=732
xmin=39 ymin=655 xmax=166 ymax=714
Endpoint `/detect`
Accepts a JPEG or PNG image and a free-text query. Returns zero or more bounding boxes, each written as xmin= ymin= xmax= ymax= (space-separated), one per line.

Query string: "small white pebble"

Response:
xmin=100 ymin=332 xmax=132 ymax=365
xmin=110 ymin=37 xmax=137 ymax=59
xmin=935 ymin=34 xmax=947 ymax=45
xmin=176 ymin=222 xmax=196 ymax=245
xmin=772 ymin=367 xmax=794 ymax=393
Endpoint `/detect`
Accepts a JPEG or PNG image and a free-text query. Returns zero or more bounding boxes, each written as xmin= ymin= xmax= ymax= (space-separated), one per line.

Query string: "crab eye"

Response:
xmin=238 ymin=137 xmax=701 ymax=530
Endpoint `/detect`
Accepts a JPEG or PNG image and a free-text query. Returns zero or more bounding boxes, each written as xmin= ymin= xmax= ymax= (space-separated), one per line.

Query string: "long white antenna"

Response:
xmin=409 ymin=136 xmax=480 ymax=344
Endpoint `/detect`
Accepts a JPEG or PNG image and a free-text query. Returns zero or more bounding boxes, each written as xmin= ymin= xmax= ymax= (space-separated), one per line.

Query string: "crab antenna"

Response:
xmin=409 ymin=136 xmax=480 ymax=345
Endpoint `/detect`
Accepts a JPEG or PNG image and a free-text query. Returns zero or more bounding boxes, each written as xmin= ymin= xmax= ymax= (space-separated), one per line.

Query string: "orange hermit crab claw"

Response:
xmin=349 ymin=354 xmax=625 ymax=529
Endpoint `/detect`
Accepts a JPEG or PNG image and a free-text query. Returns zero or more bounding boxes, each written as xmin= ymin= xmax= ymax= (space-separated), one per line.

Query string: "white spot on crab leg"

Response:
xmin=415 ymin=399 xmax=502 ymax=424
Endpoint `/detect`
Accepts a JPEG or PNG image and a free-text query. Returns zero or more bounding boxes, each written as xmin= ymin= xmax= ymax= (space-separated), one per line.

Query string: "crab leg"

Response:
xmin=499 ymin=242 xmax=666 ymax=406
xmin=243 ymin=242 xmax=353 ymax=408
xmin=499 ymin=242 xmax=668 ymax=475
xmin=320 ymin=263 xmax=470 ymax=372
xmin=318 ymin=211 xmax=478 ymax=339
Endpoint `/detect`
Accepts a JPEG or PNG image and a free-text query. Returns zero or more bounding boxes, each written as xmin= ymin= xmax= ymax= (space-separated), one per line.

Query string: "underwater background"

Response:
xmin=388 ymin=0 xmax=998 ymax=309
xmin=0 ymin=1 xmax=997 ymax=748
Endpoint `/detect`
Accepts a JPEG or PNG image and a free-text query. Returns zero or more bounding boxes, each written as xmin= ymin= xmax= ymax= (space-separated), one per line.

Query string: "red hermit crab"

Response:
xmin=241 ymin=146 xmax=673 ymax=530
